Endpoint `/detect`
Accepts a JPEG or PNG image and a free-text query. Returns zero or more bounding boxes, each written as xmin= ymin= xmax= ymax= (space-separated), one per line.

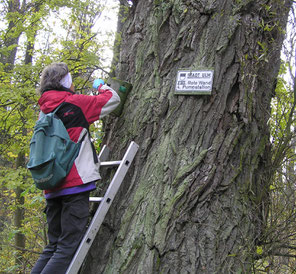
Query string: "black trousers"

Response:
xmin=31 ymin=192 xmax=90 ymax=274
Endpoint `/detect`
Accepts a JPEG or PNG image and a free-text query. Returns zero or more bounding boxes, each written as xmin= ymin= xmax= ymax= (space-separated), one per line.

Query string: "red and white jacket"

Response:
xmin=38 ymin=86 xmax=120 ymax=196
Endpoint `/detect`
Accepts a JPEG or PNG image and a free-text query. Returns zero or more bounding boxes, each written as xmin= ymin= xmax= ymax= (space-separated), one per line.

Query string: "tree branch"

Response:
xmin=7 ymin=243 xmax=42 ymax=255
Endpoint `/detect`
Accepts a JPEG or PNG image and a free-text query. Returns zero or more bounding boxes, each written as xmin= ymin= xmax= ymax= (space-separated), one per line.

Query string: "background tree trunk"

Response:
xmin=1 ymin=0 xmax=22 ymax=69
xmin=14 ymin=24 xmax=37 ymax=274
xmin=84 ymin=0 xmax=292 ymax=273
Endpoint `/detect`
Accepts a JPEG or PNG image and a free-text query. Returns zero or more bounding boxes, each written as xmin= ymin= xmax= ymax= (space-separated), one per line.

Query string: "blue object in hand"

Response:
xmin=93 ymin=79 xmax=105 ymax=90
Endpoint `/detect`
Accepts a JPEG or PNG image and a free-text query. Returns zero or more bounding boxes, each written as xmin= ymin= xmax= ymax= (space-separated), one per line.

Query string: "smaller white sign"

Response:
xmin=175 ymin=69 xmax=214 ymax=95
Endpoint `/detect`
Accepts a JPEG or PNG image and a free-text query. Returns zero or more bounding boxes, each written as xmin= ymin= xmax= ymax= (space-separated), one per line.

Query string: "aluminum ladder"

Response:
xmin=66 ymin=141 xmax=139 ymax=274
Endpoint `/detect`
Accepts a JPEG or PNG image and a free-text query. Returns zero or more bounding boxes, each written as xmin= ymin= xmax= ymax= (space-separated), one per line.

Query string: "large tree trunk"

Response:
xmin=84 ymin=0 xmax=291 ymax=273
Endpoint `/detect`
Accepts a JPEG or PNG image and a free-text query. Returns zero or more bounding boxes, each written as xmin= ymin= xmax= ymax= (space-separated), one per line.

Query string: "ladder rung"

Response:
xmin=100 ymin=161 xmax=121 ymax=166
xmin=89 ymin=197 xmax=103 ymax=202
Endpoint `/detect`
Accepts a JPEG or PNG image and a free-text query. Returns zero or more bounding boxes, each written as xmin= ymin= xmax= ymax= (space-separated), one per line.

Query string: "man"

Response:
xmin=31 ymin=62 xmax=120 ymax=274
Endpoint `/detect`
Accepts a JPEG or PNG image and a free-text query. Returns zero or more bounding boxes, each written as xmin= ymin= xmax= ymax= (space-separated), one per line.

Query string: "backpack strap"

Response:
xmin=52 ymin=102 xmax=65 ymax=115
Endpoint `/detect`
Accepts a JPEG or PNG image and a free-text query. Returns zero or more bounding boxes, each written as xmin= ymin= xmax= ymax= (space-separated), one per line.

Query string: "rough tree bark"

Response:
xmin=83 ymin=0 xmax=291 ymax=273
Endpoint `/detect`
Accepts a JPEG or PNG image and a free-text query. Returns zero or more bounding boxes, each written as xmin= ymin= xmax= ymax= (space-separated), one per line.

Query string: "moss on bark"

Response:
xmin=82 ymin=0 xmax=292 ymax=273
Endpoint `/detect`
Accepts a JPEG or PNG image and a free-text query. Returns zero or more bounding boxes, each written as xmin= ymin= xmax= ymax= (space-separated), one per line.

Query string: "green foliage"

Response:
xmin=254 ymin=58 xmax=296 ymax=272
xmin=270 ymin=61 xmax=295 ymax=167
xmin=0 ymin=164 xmax=47 ymax=273
xmin=90 ymin=121 xmax=104 ymax=154
xmin=0 ymin=181 xmax=46 ymax=273
xmin=0 ymin=0 xmax=118 ymax=271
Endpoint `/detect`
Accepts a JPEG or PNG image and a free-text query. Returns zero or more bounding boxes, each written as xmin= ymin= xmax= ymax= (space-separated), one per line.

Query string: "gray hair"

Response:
xmin=39 ymin=62 xmax=69 ymax=94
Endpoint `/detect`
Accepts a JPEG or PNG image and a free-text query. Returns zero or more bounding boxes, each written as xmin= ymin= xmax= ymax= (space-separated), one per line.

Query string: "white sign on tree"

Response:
xmin=175 ymin=69 xmax=214 ymax=95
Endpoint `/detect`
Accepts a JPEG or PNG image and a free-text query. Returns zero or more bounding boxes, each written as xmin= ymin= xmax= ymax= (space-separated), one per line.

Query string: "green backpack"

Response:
xmin=27 ymin=104 xmax=81 ymax=190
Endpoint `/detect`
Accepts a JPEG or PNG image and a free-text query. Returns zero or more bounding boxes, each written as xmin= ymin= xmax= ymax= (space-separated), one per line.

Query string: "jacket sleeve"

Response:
xmin=97 ymin=85 xmax=121 ymax=118
xmin=68 ymin=85 xmax=120 ymax=124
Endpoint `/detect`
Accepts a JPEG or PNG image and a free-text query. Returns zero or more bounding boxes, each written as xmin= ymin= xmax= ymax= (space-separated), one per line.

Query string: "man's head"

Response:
xmin=39 ymin=62 xmax=74 ymax=94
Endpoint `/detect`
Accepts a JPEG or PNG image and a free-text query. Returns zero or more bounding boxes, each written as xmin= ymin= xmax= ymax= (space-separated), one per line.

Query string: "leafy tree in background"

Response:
xmin=0 ymin=0 xmax=116 ymax=272
xmin=0 ymin=1 xmax=44 ymax=271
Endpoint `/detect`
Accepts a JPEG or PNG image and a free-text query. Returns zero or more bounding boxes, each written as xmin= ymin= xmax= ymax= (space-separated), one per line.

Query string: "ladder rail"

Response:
xmin=97 ymin=145 xmax=110 ymax=162
xmin=66 ymin=141 xmax=139 ymax=274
